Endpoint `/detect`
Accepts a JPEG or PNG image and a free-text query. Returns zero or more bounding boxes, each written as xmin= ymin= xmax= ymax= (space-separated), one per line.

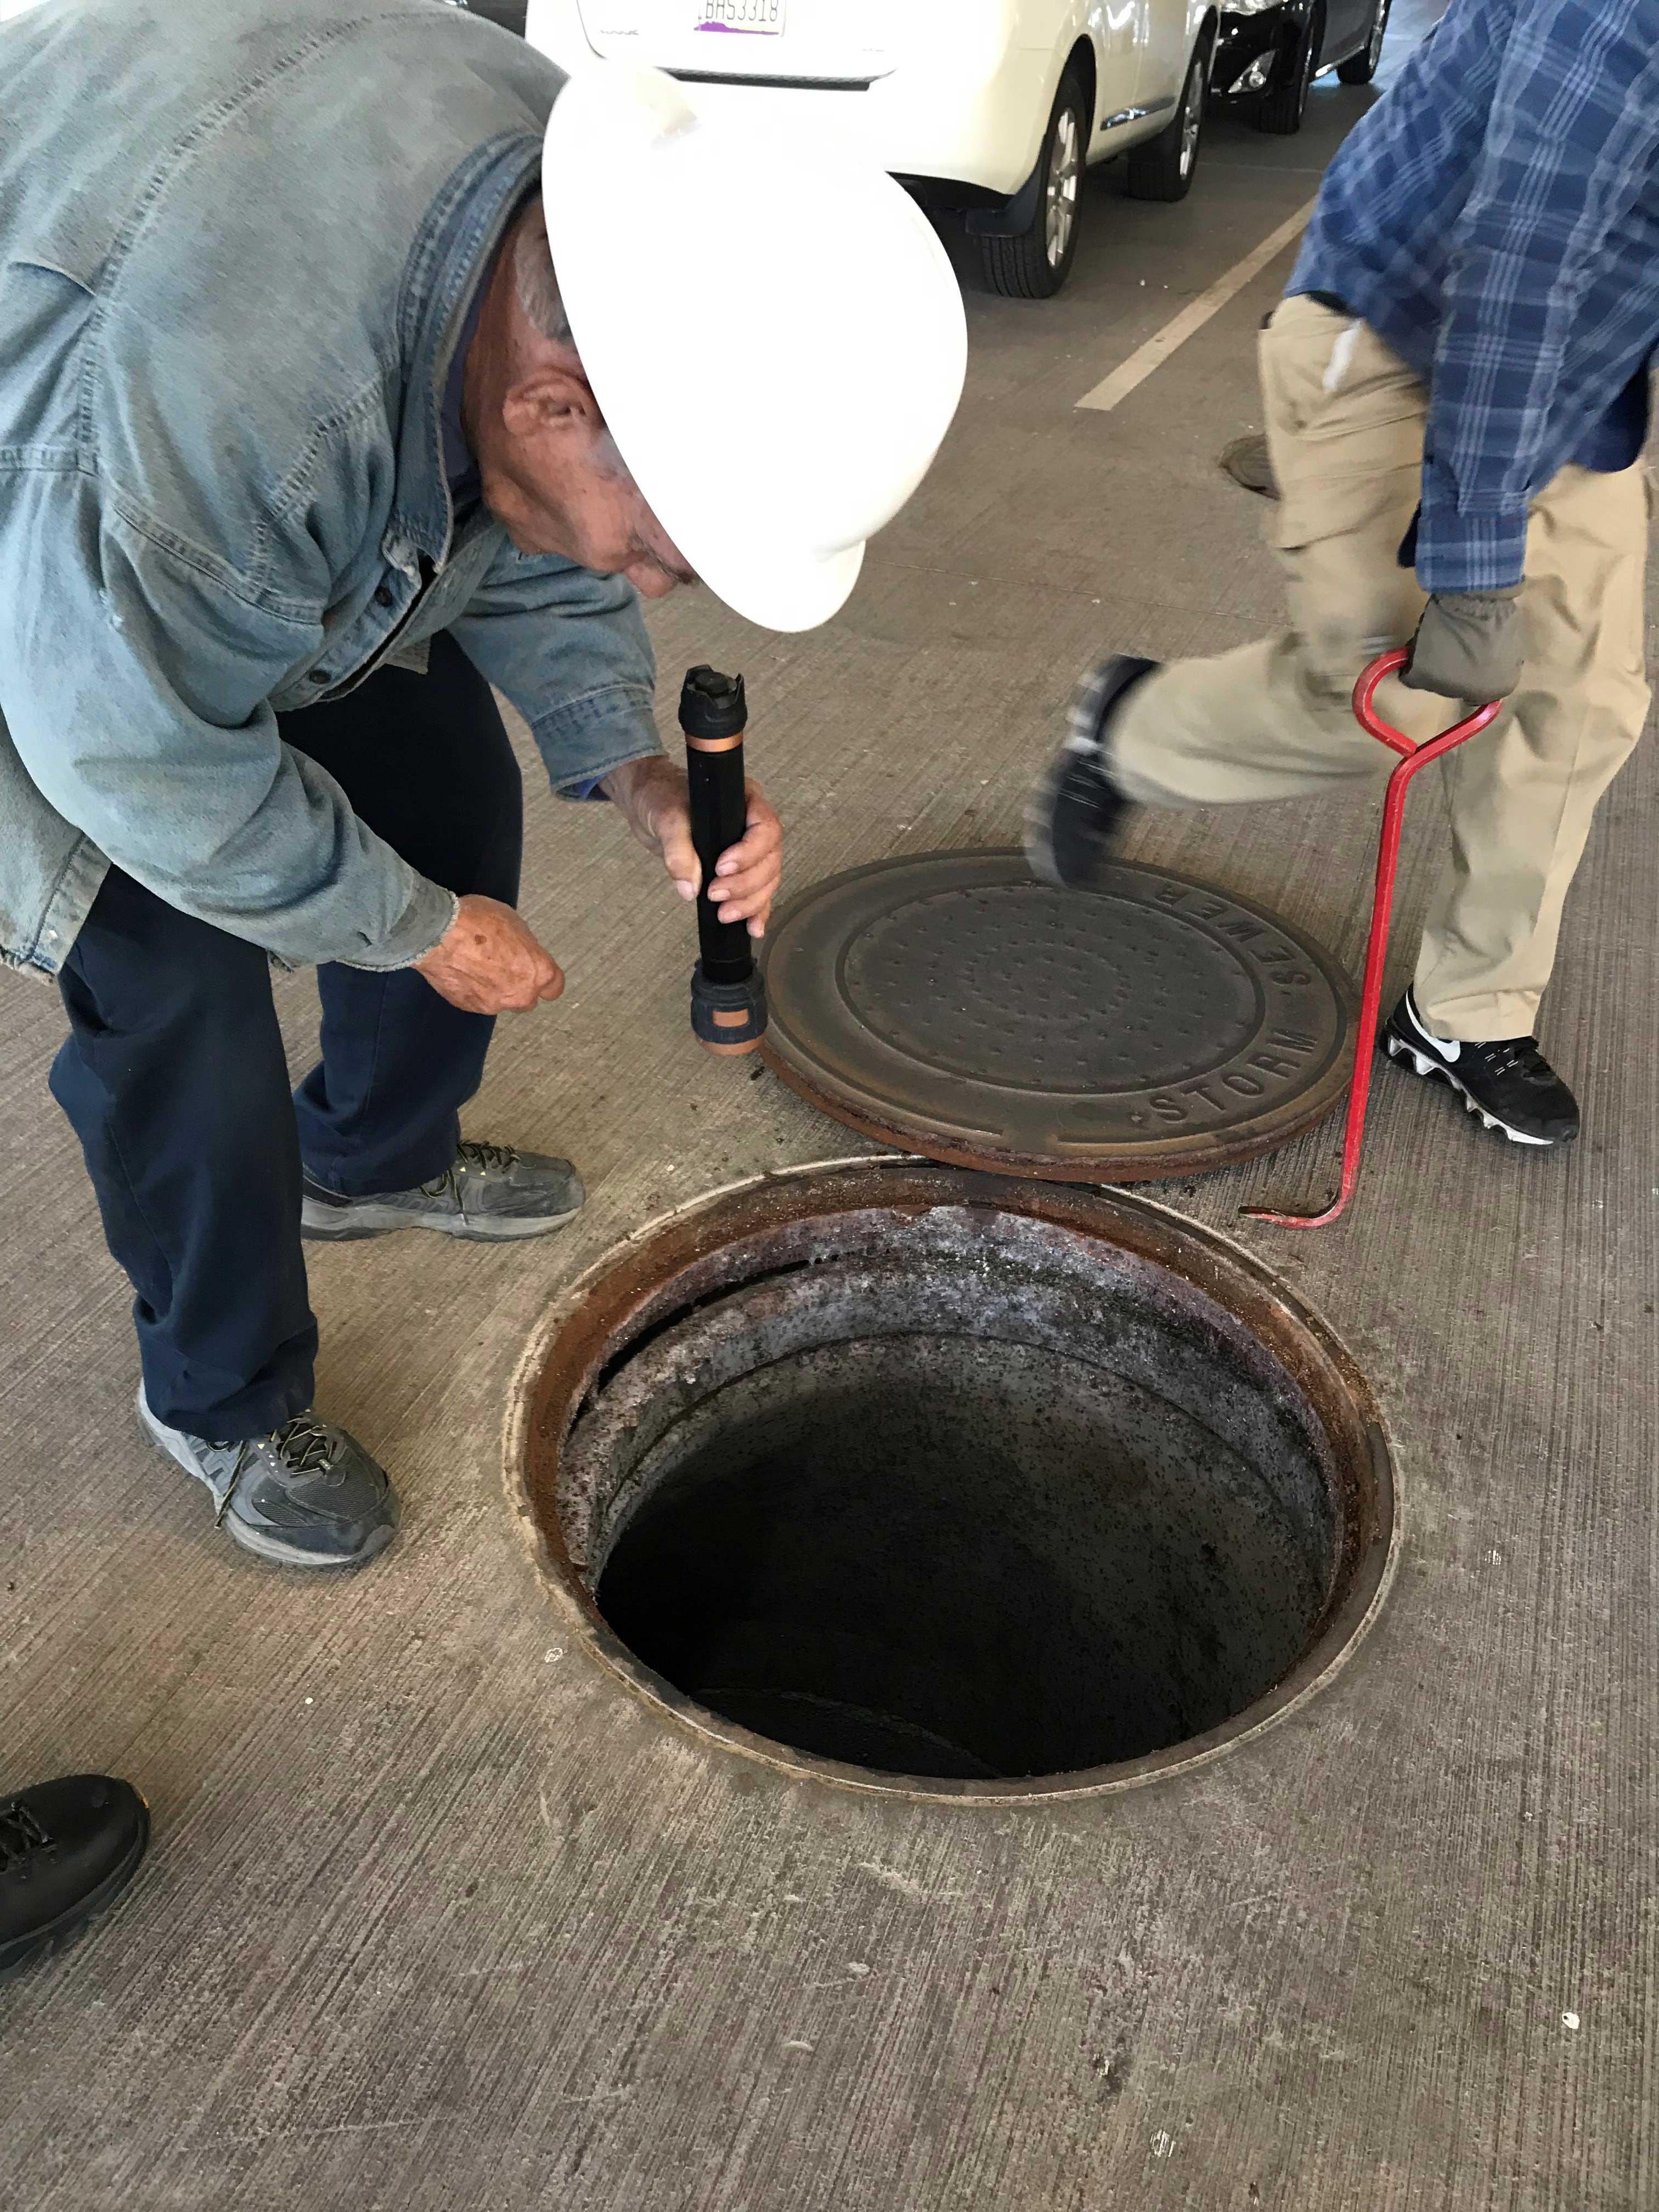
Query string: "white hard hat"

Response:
xmin=540 ymin=64 xmax=967 ymax=632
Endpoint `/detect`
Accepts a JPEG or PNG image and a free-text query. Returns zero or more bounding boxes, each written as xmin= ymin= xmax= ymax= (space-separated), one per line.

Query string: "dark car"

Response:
xmin=441 ymin=0 xmax=529 ymax=27
xmin=1211 ymin=0 xmax=1390 ymax=134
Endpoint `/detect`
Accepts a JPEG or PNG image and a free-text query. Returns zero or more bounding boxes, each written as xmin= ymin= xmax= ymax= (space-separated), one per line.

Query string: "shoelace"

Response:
xmin=0 ymin=1799 xmax=50 ymax=1873
xmin=421 ymin=1139 xmax=518 ymax=1201
xmin=207 ymin=1413 xmax=337 ymax=1525
xmin=1476 ymin=1036 xmax=1551 ymax=1084
xmin=456 ymin=1139 xmax=518 ymax=1174
xmin=271 ymin=1413 xmax=336 ymax=1474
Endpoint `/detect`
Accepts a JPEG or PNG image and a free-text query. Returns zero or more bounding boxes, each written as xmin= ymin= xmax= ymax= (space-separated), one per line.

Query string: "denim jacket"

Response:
xmin=0 ymin=0 xmax=661 ymax=980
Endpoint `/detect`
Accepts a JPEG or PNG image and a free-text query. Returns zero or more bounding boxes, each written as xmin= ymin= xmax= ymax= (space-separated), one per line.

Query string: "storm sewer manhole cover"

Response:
xmin=513 ymin=1163 xmax=1395 ymax=1803
xmin=759 ymin=851 xmax=1356 ymax=1180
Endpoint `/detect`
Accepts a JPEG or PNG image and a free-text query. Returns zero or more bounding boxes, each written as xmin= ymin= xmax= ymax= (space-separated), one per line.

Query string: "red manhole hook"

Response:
xmin=1245 ymin=650 xmax=1502 ymax=1229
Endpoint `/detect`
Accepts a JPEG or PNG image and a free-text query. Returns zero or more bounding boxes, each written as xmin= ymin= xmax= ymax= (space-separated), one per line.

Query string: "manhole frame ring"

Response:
xmin=504 ymin=1158 xmax=1401 ymax=1807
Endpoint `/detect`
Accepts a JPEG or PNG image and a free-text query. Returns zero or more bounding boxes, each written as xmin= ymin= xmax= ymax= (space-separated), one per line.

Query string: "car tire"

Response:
xmin=1254 ymin=5 xmax=1321 ymax=134
xmin=1337 ymin=0 xmax=1390 ymax=82
xmin=980 ymin=67 xmax=1090 ymax=300
xmin=1126 ymin=37 xmax=1210 ymax=203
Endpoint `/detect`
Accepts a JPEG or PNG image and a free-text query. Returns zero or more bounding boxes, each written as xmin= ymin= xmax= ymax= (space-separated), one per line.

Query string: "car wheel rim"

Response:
xmin=1180 ymin=65 xmax=1203 ymax=176
xmin=1046 ymin=107 xmax=1081 ymax=266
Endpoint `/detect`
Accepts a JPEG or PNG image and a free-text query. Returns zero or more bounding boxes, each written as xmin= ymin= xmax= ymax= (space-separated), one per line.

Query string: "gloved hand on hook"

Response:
xmin=1400 ymin=588 xmax=1522 ymax=704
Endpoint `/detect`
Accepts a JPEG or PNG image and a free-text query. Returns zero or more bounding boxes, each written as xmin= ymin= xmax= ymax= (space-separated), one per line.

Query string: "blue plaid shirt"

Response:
xmin=1291 ymin=0 xmax=1659 ymax=594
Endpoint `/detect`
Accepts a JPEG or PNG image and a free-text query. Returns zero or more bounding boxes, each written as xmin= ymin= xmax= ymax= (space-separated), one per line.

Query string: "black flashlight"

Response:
xmin=679 ymin=664 xmax=767 ymax=1055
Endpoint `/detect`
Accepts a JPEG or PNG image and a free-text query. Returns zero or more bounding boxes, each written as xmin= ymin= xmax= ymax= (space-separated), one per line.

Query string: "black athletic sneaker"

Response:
xmin=1025 ymin=655 xmax=1158 ymax=889
xmin=1219 ymin=432 xmax=1280 ymax=500
xmin=1 ymin=1775 xmax=149 ymax=1980
xmin=1380 ymin=990 xmax=1581 ymax=1147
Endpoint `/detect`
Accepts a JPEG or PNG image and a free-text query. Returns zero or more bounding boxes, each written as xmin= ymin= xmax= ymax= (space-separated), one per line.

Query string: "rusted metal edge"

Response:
xmin=759 ymin=1044 xmax=1352 ymax=1183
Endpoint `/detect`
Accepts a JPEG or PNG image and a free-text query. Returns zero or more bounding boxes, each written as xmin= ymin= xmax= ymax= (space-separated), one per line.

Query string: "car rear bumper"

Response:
xmin=672 ymin=47 xmax=1055 ymax=197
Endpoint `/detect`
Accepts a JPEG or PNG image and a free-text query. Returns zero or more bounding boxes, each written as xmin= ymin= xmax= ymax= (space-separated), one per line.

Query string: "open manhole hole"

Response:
xmin=512 ymin=1163 xmax=1395 ymax=1802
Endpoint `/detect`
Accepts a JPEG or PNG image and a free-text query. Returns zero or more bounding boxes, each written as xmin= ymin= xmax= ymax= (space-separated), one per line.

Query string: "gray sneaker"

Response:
xmin=300 ymin=1140 xmax=584 ymax=1243
xmin=137 ymin=1391 xmax=398 ymax=1570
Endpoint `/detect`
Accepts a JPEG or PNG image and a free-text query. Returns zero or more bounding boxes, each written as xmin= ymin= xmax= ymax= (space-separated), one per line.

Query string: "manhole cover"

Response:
xmin=511 ymin=1163 xmax=1395 ymax=1803
xmin=759 ymin=851 xmax=1355 ymax=1180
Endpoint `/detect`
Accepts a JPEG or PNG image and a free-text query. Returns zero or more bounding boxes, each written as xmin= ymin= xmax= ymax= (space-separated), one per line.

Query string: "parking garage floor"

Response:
xmin=3 ymin=13 xmax=1655 ymax=2208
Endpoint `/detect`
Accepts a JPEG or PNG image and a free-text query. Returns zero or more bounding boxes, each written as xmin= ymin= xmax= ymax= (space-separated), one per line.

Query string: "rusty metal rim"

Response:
xmin=759 ymin=1048 xmax=1351 ymax=1183
xmin=504 ymin=1159 xmax=1400 ymax=1807
xmin=756 ymin=853 xmax=1358 ymax=1183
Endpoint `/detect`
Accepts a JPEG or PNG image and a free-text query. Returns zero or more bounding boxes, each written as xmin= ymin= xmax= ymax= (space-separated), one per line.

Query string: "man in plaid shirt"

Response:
xmin=1030 ymin=0 xmax=1658 ymax=1149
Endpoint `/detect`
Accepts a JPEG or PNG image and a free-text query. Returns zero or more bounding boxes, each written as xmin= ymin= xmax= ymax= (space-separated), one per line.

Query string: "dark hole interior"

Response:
xmin=583 ymin=1227 xmax=1342 ymax=1780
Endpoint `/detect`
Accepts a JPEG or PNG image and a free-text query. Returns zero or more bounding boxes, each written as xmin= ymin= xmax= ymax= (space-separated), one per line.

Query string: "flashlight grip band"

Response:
xmin=685 ymin=743 xmax=751 ymax=984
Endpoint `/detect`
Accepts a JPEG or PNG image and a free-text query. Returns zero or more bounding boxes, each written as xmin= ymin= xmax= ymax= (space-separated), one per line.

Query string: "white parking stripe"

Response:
xmin=1074 ymin=197 xmax=1320 ymax=414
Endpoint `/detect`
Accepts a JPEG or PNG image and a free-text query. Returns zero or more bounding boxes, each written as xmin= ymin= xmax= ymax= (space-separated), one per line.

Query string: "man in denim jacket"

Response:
xmin=0 ymin=0 xmax=968 ymax=1571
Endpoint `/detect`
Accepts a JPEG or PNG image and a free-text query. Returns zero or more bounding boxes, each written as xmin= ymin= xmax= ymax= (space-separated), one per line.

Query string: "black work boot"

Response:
xmin=1219 ymin=432 xmax=1280 ymax=499
xmin=1380 ymin=990 xmax=1581 ymax=1146
xmin=1 ymin=1775 xmax=150 ymax=1980
xmin=1025 ymin=656 xmax=1158 ymax=889
xmin=138 ymin=1392 xmax=399 ymax=1569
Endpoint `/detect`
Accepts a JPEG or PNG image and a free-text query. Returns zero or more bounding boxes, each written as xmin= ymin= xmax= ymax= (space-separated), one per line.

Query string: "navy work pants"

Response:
xmin=49 ymin=635 xmax=523 ymax=1441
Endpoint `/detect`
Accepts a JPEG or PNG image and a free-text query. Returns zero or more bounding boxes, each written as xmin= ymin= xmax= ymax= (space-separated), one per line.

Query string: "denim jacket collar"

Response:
xmin=385 ymin=131 xmax=543 ymax=580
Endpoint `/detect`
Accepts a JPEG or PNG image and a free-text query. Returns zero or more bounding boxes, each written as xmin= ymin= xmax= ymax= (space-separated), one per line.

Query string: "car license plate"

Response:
xmin=693 ymin=0 xmax=786 ymax=35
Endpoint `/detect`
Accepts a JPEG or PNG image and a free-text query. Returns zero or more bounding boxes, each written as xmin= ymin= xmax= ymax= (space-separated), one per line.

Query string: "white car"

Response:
xmin=522 ymin=0 xmax=1218 ymax=297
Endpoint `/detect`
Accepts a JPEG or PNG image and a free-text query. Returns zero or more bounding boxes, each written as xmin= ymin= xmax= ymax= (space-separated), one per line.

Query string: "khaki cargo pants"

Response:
xmin=1110 ymin=294 xmax=1652 ymax=1041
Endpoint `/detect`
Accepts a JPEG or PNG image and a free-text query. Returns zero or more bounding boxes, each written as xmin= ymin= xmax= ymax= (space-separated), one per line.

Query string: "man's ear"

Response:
xmin=501 ymin=365 xmax=600 ymax=441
